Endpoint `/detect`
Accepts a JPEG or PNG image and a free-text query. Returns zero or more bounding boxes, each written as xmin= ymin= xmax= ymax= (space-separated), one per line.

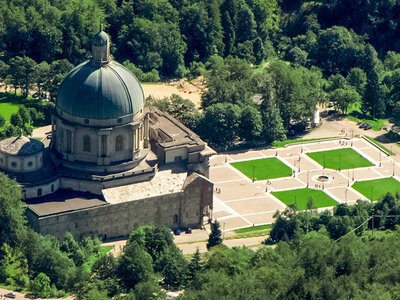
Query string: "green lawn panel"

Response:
xmin=306 ymin=148 xmax=374 ymax=170
xmin=230 ymin=157 xmax=293 ymax=180
xmin=271 ymin=188 xmax=339 ymax=210
xmin=0 ymin=102 xmax=19 ymax=126
xmin=352 ymin=177 xmax=400 ymax=201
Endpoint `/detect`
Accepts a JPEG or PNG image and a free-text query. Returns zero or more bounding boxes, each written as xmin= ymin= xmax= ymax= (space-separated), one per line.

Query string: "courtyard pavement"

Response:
xmin=210 ymin=136 xmax=400 ymax=232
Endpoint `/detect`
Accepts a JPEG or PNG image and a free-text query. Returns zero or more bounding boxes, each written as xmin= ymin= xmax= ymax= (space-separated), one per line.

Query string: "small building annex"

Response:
xmin=0 ymin=27 xmax=215 ymax=241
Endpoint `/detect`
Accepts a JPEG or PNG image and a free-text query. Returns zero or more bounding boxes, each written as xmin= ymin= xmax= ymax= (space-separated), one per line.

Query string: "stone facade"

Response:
xmin=26 ymin=174 xmax=213 ymax=241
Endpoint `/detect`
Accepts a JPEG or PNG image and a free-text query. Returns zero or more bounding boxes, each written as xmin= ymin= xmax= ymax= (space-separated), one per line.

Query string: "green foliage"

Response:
xmin=347 ymin=67 xmax=367 ymax=94
xmin=262 ymin=60 xmax=323 ymax=132
xmin=202 ymin=56 xmax=254 ymax=108
xmin=0 ymin=173 xmax=26 ymax=250
xmin=0 ymin=114 xmax=5 ymax=127
xmin=239 ymin=105 xmax=263 ymax=141
xmin=17 ymin=106 xmax=30 ymax=125
xmin=120 ymin=225 xmax=187 ymax=290
xmin=117 ymin=241 xmax=154 ymax=290
xmin=30 ymin=272 xmax=51 ymax=298
xmin=330 ymin=88 xmax=361 ymax=113
xmin=362 ymin=44 xmax=386 ymax=118
xmin=122 ymin=60 xmax=160 ymax=82
xmin=200 ymin=102 xmax=242 ymax=149
xmin=10 ymin=112 xmax=23 ymax=128
xmin=207 ymin=220 xmax=223 ymax=250
xmin=146 ymin=94 xmax=201 ymax=130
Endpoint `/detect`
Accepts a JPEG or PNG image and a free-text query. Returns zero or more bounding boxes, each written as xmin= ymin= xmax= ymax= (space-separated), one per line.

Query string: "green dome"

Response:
xmin=56 ymin=60 xmax=144 ymax=126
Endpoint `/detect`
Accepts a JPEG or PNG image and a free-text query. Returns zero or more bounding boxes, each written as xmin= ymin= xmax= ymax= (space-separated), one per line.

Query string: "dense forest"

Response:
xmin=2 ymin=0 xmax=400 ymax=148
xmin=4 ymin=158 xmax=400 ymax=298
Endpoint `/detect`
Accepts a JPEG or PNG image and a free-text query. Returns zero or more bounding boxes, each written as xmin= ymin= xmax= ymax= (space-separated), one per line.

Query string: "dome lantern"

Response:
xmin=91 ymin=24 xmax=110 ymax=66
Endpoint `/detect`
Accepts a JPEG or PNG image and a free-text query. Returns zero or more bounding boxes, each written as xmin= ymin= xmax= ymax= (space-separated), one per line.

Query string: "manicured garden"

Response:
xmin=306 ymin=148 xmax=374 ymax=170
xmin=230 ymin=157 xmax=292 ymax=180
xmin=271 ymin=188 xmax=339 ymax=210
xmin=352 ymin=177 xmax=400 ymax=201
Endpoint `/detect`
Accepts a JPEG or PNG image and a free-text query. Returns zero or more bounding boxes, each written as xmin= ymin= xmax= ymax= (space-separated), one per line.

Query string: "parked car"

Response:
xmin=5 ymin=292 xmax=16 ymax=298
xmin=174 ymin=229 xmax=181 ymax=235
xmin=359 ymin=123 xmax=367 ymax=129
xmin=185 ymin=227 xmax=192 ymax=234
xmin=364 ymin=124 xmax=372 ymax=130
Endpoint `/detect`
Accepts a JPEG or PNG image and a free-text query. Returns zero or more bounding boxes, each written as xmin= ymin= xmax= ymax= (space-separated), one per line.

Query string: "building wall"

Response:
xmin=165 ymin=147 xmax=187 ymax=163
xmin=54 ymin=117 xmax=146 ymax=166
xmin=23 ymin=178 xmax=60 ymax=199
xmin=0 ymin=151 xmax=43 ymax=173
xmin=27 ymin=175 xmax=213 ymax=241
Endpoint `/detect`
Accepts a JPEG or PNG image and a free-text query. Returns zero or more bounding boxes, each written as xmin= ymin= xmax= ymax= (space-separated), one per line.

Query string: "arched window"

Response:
xmin=173 ymin=214 xmax=178 ymax=224
xmin=83 ymin=135 xmax=91 ymax=152
xmin=115 ymin=135 xmax=123 ymax=152
xmin=37 ymin=188 xmax=42 ymax=197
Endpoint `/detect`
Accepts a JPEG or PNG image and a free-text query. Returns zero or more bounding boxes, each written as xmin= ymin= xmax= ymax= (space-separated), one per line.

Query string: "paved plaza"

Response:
xmin=210 ymin=137 xmax=400 ymax=231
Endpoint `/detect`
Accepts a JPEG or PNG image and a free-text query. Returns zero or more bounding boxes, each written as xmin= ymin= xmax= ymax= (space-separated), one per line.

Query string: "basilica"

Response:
xmin=0 ymin=28 xmax=214 ymax=241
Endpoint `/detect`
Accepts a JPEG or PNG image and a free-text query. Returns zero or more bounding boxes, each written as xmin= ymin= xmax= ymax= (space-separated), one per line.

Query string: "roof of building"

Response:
xmin=25 ymin=189 xmax=107 ymax=217
xmin=56 ymin=60 xmax=144 ymax=121
xmin=92 ymin=29 xmax=109 ymax=47
xmin=56 ymin=29 xmax=144 ymax=124
xmin=0 ymin=136 xmax=44 ymax=156
xmin=102 ymin=164 xmax=188 ymax=204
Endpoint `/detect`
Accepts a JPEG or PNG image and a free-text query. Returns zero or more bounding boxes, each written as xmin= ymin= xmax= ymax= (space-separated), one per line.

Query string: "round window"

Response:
xmin=11 ymin=162 xmax=17 ymax=168
xmin=84 ymin=119 xmax=89 ymax=124
xmin=27 ymin=161 xmax=33 ymax=167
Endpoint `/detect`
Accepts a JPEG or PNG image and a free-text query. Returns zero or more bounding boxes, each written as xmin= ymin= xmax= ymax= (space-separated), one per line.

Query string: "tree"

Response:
xmin=200 ymin=103 xmax=242 ymax=149
xmin=327 ymin=74 xmax=347 ymax=92
xmin=18 ymin=106 xmax=31 ymax=125
xmin=287 ymin=46 xmax=308 ymax=67
xmin=0 ymin=114 xmax=5 ymax=127
xmin=0 ymin=173 xmax=26 ymax=250
xmin=310 ymin=26 xmax=364 ymax=75
xmin=186 ymin=248 xmax=203 ymax=288
xmin=30 ymin=272 xmax=51 ymax=298
xmin=347 ymin=67 xmax=367 ymax=95
xmin=384 ymin=51 xmax=400 ymax=71
xmin=362 ymin=45 xmax=386 ymax=118
xmin=239 ymin=105 xmax=263 ymax=141
xmin=202 ymin=56 xmax=254 ymax=108
xmin=330 ymin=88 xmax=361 ymax=113
xmin=0 ymin=60 xmax=9 ymax=83
xmin=157 ymin=245 xmax=187 ymax=289
xmin=10 ymin=113 xmax=23 ymax=129
xmin=146 ymin=94 xmax=201 ymax=130
xmin=33 ymin=61 xmax=50 ymax=96
xmin=207 ymin=220 xmax=223 ymax=250
xmin=117 ymin=241 xmax=154 ymax=290
xmin=8 ymin=56 xmax=37 ymax=97
xmin=262 ymin=61 xmax=322 ymax=132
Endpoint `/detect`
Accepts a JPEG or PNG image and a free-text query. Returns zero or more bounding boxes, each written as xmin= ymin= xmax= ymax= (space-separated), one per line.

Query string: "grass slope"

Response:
xmin=306 ymin=148 xmax=374 ymax=170
xmin=230 ymin=157 xmax=292 ymax=180
xmin=0 ymin=102 xmax=19 ymax=128
xmin=272 ymin=188 xmax=339 ymax=210
xmin=352 ymin=177 xmax=400 ymax=201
